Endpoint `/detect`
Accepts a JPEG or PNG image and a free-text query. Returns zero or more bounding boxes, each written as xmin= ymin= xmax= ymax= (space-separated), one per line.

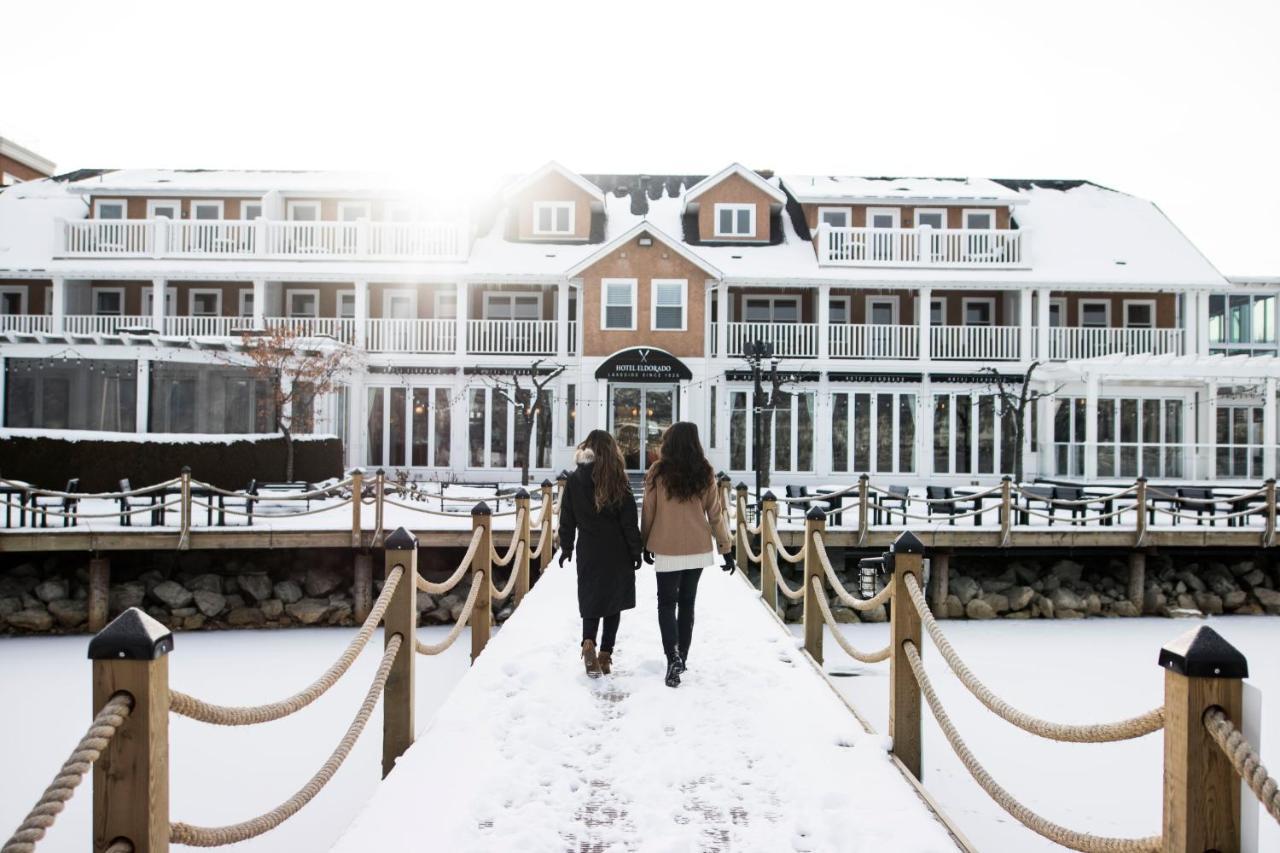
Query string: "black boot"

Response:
xmin=665 ymin=653 xmax=683 ymax=688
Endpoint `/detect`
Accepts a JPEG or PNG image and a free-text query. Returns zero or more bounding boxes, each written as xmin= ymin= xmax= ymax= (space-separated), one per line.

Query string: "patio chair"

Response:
xmin=875 ymin=485 xmax=910 ymax=525
xmin=1177 ymin=487 xmax=1217 ymax=527
xmin=35 ymin=478 xmax=80 ymax=528
xmin=784 ymin=485 xmax=812 ymax=520
xmin=925 ymin=486 xmax=960 ymax=525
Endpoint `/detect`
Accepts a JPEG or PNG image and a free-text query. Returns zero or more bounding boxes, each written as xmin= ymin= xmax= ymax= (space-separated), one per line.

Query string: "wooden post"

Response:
xmin=1265 ymin=478 xmax=1276 ymax=547
xmin=889 ymin=530 xmax=925 ymax=780
xmin=536 ymin=479 xmax=554 ymax=583
xmin=930 ymin=551 xmax=950 ymax=618
xmin=999 ymin=475 xmax=1012 ymax=545
xmin=857 ymin=473 xmax=869 ymax=544
xmin=352 ymin=553 xmax=373 ymax=623
xmin=801 ymin=505 xmax=826 ymax=664
xmin=734 ymin=483 xmax=750 ymax=576
xmin=1135 ymin=477 xmax=1148 ymax=546
xmin=88 ymin=556 xmax=110 ymax=633
xmin=89 ymin=608 xmax=173 ymax=853
xmin=470 ymin=502 xmax=493 ymax=662
xmin=761 ymin=491 xmax=779 ymax=614
xmin=514 ymin=488 xmax=532 ymax=605
xmin=381 ymin=527 xmax=417 ymax=779
xmin=1158 ymin=625 xmax=1246 ymax=853
xmin=350 ymin=468 xmax=364 ymax=549
xmin=178 ymin=466 xmax=191 ymax=550
xmin=717 ymin=472 xmax=731 ymax=529
xmin=373 ymin=468 xmax=386 ymax=548
xmin=1128 ymin=551 xmax=1146 ymax=611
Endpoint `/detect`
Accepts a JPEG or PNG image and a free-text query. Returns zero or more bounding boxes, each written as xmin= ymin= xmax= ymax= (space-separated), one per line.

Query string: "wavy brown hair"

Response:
xmin=579 ymin=429 xmax=631 ymax=512
xmin=651 ymin=421 xmax=713 ymax=502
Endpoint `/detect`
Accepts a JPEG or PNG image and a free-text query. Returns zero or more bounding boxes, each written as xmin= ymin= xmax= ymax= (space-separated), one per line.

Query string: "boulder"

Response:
xmin=1176 ymin=571 xmax=1206 ymax=593
xmin=829 ymin=607 xmax=859 ymax=624
xmin=1050 ymin=560 xmax=1084 ymax=584
xmin=1055 ymin=608 xmax=1084 ymax=620
xmin=1004 ymin=610 xmax=1031 ymax=619
xmin=273 ymin=580 xmax=304 ymax=605
xmin=109 ymin=581 xmax=146 ymax=613
xmin=48 ymin=598 xmax=87 ymax=628
xmin=860 ymin=604 xmax=888 ymax=624
xmin=225 ymin=594 xmax=246 ymax=610
xmin=1084 ymin=593 xmax=1102 ymax=616
xmin=982 ymin=580 xmax=1014 ymax=594
xmin=1031 ymin=595 xmax=1054 ymax=619
xmin=1110 ymin=600 xmax=1140 ymax=618
xmin=183 ymin=614 xmax=207 ymax=630
xmin=950 ymin=575 xmax=980 ymax=605
xmin=1011 ymin=562 xmax=1039 ymax=585
xmin=1193 ymin=592 xmax=1224 ymax=616
xmin=980 ymin=593 xmax=1010 ymax=614
xmin=237 ymin=573 xmax=274 ymax=603
xmin=137 ymin=570 xmax=166 ymax=592
xmin=1049 ymin=587 xmax=1085 ymax=612
xmin=1176 ymin=593 xmax=1197 ymax=611
xmin=1041 ymin=575 xmax=1061 ymax=593
xmin=1007 ymin=586 xmax=1035 ymax=612
xmin=1253 ymin=587 xmax=1280 ymax=615
xmin=226 ymin=607 xmax=266 ymax=627
xmin=170 ymin=607 xmax=197 ymax=619
xmin=34 ymin=577 xmax=70 ymax=603
xmin=0 ymin=597 xmax=20 ymax=618
xmin=151 ymin=581 xmax=193 ymax=610
xmin=944 ymin=594 xmax=965 ymax=620
xmin=1230 ymin=560 xmax=1255 ymax=577
xmin=327 ymin=604 xmax=353 ymax=625
xmin=965 ymin=598 xmax=997 ymax=620
xmin=1243 ymin=569 xmax=1266 ymax=587
xmin=261 ymin=599 xmax=285 ymax=620
xmin=427 ymin=606 xmax=453 ymax=625
xmin=1224 ymin=590 xmax=1249 ymax=610
xmin=7 ymin=609 xmax=53 ymax=631
xmin=305 ymin=565 xmax=346 ymax=598
xmin=193 ymin=590 xmax=227 ymax=618
xmin=287 ymin=598 xmax=331 ymax=625
xmin=1143 ymin=587 xmax=1167 ymax=615
xmin=186 ymin=574 xmax=224 ymax=594
xmin=416 ymin=592 xmax=436 ymax=613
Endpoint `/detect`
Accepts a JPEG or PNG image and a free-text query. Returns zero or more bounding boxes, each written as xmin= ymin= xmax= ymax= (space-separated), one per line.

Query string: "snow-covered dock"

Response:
xmin=332 ymin=557 xmax=964 ymax=852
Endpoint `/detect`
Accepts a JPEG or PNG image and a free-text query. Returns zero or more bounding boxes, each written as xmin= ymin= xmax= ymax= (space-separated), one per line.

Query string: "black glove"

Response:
xmin=721 ymin=552 xmax=736 ymax=574
xmin=642 ymin=550 xmax=655 ymax=565
xmin=558 ymin=546 xmax=573 ymax=567
xmin=633 ymin=554 xmax=642 ymax=571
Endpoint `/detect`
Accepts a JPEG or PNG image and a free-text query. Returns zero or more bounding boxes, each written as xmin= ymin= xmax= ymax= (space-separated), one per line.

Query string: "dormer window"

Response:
xmin=94 ymin=199 xmax=127 ymax=220
xmin=915 ymin=208 xmax=946 ymax=229
xmin=534 ymin=201 xmax=574 ymax=236
xmin=714 ymin=204 xmax=755 ymax=238
xmin=963 ymin=209 xmax=995 ymax=230
xmin=818 ymin=207 xmax=850 ymax=229
xmin=867 ymin=208 xmax=901 ymax=229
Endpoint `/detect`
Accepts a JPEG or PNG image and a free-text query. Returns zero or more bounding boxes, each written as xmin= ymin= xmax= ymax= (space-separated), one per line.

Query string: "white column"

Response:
xmin=916 ymin=379 xmax=933 ymax=479
xmin=716 ymin=280 xmax=729 ymax=360
xmin=816 ymin=284 xmax=830 ymax=361
xmin=151 ymin=278 xmax=166 ymax=331
xmin=1084 ymin=373 xmax=1099 ymax=480
xmin=353 ymin=280 xmax=368 ymax=348
xmin=455 ymin=280 xmax=467 ymax=359
xmin=1037 ymin=391 xmax=1055 ymax=476
xmin=50 ymin=277 xmax=65 ymax=334
xmin=1265 ymin=377 xmax=1277 ymax=480
xmin=347 ymin=372 xmax=366 ymax=470
xmin=135 ymin=359 xmax=149 ymax=434
xmin=917 ymin=285 xmax=932 ymax=364
xmin=1205 ymin=380 xmax=1218 ymax=480
xmin=1018 ymin=289 xmax=1033 ymax=363
xmin=1196 ymin=291 xmax=1211 ymax=357
xmin=595 ymin=378 xmax=608 ymax=436
xmin=253 ymin=279 xmax=267 ymax=328
xmin=556 ymin=278 xmax=570 ymax=360
xmin=0 ymin=357 xmax=5 ymax=426
xmin=1036 ymin=287 xmax=1051 ymax=361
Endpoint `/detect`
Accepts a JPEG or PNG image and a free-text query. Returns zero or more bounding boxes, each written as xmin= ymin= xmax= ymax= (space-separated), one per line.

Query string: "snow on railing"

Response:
xmin=266 ymin=316 xmax=358 ymax=344
xmin=164 ymin=316 xmax=254 ymax=337
xmin=467 ymin=319 xmax=557 ymax=355
xmin=61 ymin=220 xmax=153 ymax=256
xmin=818 ymin=224 xmax=1026 ymax=268
xmin=829 ymin=323 xmax=918 ymax=359
xmin=64 ymin=314 xmax=155 ymax=336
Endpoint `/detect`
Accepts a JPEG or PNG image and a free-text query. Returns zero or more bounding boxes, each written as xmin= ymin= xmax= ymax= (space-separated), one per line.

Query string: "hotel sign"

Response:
xmin=596 ymin=348 xmax=692 ymax=382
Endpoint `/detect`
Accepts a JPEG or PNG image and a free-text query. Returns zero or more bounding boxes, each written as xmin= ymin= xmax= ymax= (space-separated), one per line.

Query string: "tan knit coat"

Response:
xmin=640 ymin=466 xmax=732 ymax=557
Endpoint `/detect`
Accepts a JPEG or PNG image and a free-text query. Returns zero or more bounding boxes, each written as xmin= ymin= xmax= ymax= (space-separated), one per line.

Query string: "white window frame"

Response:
xmin=817 ymin=207 xmax=850 ymax=229
xmin=338 ymin=291 xmax=356 ymax=319
xmin=237 ymin=290 xmax=255 ymax=319
xmin=338 ymin=201 xmax=373 ymax=222
xmin=914 ymin=207 xmax=947 ymax=229
xmin=714 ymin=203 xmax=756 ymax=238
xmin=866 ymin=295 xmax=900 ymax=325
xmin=930 ymin=296 xmax=948 ymax=326
xmin=601 ymin=277 xmax=637 ymax=331
xmin=0 ymin=286 xmax=27 ymax=314
xmin=240 ymin=200 xmax=264 ymax=221
xmin=143 ymin=286 xmax=176 ymax=317
xmin=741 ymin=295 xmax=801 ymax=324
xmin=1123 ymin=299 xmax=1156 ymax=329
xmin=287 ymin=201 xmax=322 ymax=221
xmin=962 ymin=208 xmax=996 ymax=230
xmin=1049 ymin=297 xmax=1068 ymax=327
xmin=382 ymin=288 xmax=417 ymax=319
xmin=191 ymin=200 xmax=224 ymax=221
xmin=650 ymin=278 xmax=688 ymax=332
xmin=146 ymin=199 xmax=182 ymax=220
xmin=434 ymin=290 xmax=457 ymax=319
xmin=386 ymin=202 xmax=414 ymax=223
xmin=532 ymin=201 xmax=575 ymax=236
xmin=866 ymin=207 xmax=902 ymax=229
xmin=1079 ymin=299 xmax=1112 ymax=328
xmin=483 ymin=292 xmax=543 ymax=321
xmin=829 ymin=295 xmax=851 ymax=325
xmin=93 ymin=198 xmax=128 ymax=220
xmin=93 ymin=287 xmax=126 ymax=316
xmin=961 ymin=297 xmax=996 ymax=327
xmin=287 ymin=289 xmax=321 ymax=319
xmin=188 ymin=289 xmax=223 ymax=317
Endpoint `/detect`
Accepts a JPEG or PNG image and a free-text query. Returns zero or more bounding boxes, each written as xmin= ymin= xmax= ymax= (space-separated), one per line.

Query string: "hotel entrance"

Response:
xmin=596 ymin=347 xmax=693 ymax=473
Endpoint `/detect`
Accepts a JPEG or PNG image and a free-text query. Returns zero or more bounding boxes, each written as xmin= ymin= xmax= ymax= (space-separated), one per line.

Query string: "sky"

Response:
xmin=2 ymin=0 xmax=1277 ymax=275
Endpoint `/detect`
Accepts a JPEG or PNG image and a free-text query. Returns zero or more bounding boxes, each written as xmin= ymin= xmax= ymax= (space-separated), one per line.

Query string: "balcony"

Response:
xmin=817 ymin=224 xmax=1026 ymax=268
xmin=1047 ymin=327 xmax=1184 ymax=360
xmin=467 ymin=319 xmax=558 ymax=355
xmin=725 ymin=322 xmax=819 ymax=358
xmin=56 ymin=218 xmax=468 ymax=262
xmin=930 ymin=325 xmax=1020 ymax=361
xmin=366 ymin=319 xmax=456 ymax=353
xmin=829 ymin=324 xmax=918 ymax=360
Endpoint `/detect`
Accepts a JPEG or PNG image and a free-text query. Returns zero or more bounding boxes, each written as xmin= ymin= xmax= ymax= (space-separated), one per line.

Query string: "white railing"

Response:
xmin=1049 ymin=327 xmax=1185 ymax=360
xmin=166 ymin=221 xmax=257 ymax=256
xmin=467 ymin=319 xmax=557 ymax=355
xmin=61 ymin=221 xmax=152 ymax=256
xmin=366 ymin=319 xmax=456 ymax=353
xmin=567 ymin=321 xmax=578 ymax=355
xmin=64 ymin=315 xmax=155 ymax=335
xmin=931 ymin=325 xmax=1020 ymax=360
xmin=164 ymin=316 xmax=253 ymax=337
xmin=0 ymin=315 xmax=54 ymax=334
xmin=265 ymin=317 xmax=357 ymax=343
xmin=829 ymin=323 xmax=918 ymax=359
xmin=726 ymin=322 xmax=819 ymax=358
xmin=369 ymin=222 xmax=463 ymax=259
xmin=265 ymin=221 xmax=361 ymax=257
xmin=817 ymin=225 xmax=1026 ymax=268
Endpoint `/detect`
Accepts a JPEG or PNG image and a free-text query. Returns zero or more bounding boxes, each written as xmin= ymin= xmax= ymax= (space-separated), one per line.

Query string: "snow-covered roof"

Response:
xmin=0 ymin=178 xmax=86 ymax=270
xmin=781 ymin=175 xmax=1025 ymax=205
xmin=500 ymin=161 xmax=605 ymax=204
xmin=60 ymin=168 xmax=479 ymax=199
xmin=1039 ymin=352 xmax=1280 ymax=383
xmin=682 ymin=163 xmax=786 ymax=209
xmin=0 ymin=137 xmax=56 ymax=175
xmin=564 ymin=220 xmax=722 ymax=279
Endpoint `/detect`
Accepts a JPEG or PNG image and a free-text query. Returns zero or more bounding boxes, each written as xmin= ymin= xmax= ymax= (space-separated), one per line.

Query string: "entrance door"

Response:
xmin=610 ymin=385 xmax=676 ymax=471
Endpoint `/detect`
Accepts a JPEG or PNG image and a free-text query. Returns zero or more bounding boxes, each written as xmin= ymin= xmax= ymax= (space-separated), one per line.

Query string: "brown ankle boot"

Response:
xmin=597 ymin=651 xmax=612 ymax=675
xmin=582 ymin=640 xmax=602 ymax=678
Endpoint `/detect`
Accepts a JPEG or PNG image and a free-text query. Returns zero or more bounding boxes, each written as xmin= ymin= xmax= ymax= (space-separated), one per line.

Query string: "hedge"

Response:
xmin=0 ymin=434 xmax=344 ymax=491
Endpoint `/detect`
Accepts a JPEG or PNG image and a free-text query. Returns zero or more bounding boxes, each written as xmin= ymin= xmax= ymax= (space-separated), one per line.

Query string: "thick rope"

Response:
xmin=10 ymin=498 xmax=183 ymax=521
xmin=3 ymin=693 xmax=134 ymax=853
xmin=490 ymin=542 xmax=524 ymax=601
xmin=809 ymin=577 xmax=891 ymax=663
xmin=768 ymin=527 xmax=804 ymax=564
xmin=490 ymin=511 xmax=526 ymax=566
xmin=188 ymin=478 xmax=354 ymax=501
xmin=170 ymin=567 xmax=402 ymax=726
xmin=415 ymin=527 xmax=483 ymax=595
xmin=765 ymin=543 xmax=805 ymax=601
xmin=189 ymin=497 xmax=352 ymax=520
xmin=416 ymin=573 xmax=482 ymax=655
xmin=1204 ymin=707 xmax=1280 ymax=825
xmin=528 ymin=518 xmax=551 ymax=560
xmin=169 ymin=635 xmax=401 ymax=847
xmin=0 ymin=476 xmax=181 ymax=499
xmin=903 ymin=574 xmax=1163 ymax=743
xmin=904 ymin=641 xmax=1160 ymax=852
xmin=813 ymin=532 xmax=893 ymax=611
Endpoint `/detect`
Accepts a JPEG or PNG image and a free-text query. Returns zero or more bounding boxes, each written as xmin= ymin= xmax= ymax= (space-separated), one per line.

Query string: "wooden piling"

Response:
xmin=514 ymin=489 xmax=532 ymax=605
xmin=352 ymin=553 xmax=373 ymax=623
xmin=350 ymin=469 xmax=364 ymax=549
xmin=889 ymin=530 xmax=925 ymax=780
xmin=1128 ymin=552 xmax=1146 ymax=611
xmin=88 ymin=556 xmax=110 ymax=633
xmin=930 ymin=551 xmax=950 ymax=618
xmin=470 ymin=502 xmax=493 ymax=663
xmin=381 ymin=527 xmax=417 ymax=778
xmin=761 ymin=492 xmax=779 ymax=614
xmin=801 ymin=506 xmax=826 ymax=664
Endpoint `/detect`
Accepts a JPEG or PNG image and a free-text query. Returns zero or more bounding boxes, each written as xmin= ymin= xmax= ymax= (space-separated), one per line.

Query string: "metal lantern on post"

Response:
xmin=744 ymin=339 xmax=775 ymax=513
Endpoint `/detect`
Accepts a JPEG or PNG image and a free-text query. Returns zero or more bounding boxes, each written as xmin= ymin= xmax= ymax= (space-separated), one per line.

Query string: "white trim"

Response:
xmin=433 ymin=290 xmax=457 ymax=319
xmin=93 ymin=287 xmax=126 ymax=316
xmin=93 ymin=198 xmax=128 ymax=220
xmin=145 ymin=199 xmax=182 ymax=219
xmin=338 ymin=201 xmax=372 ymax=222
xmin=961 ymin=208 xmax=996 ymax=229
xmin=191 ymin=200 xmax=224 ymax=221
xmin=650 ymin=278 xmax=688 ymax=331
xmin=961 ymin=297 xmax=996 ymax=327
xmin=144 ymin=286 xmax=176 ymax=317
xmin=866 ymin=295 xmax=900 ymax=325
xmin=828 ymin=295 xmax=851 ymax=324
xmin=287 ymin=288 xmax=322 ymax=319
xmin=742 ymin=294 xmax=801 ymax=323
xmin=287 ymin=200 xmax=322 ymax=221
xmin=930 ymin=296 xmax=948 ymax=325
xmin=483 ymin=291 xmax=543 ymax=320
xmin=1123 ymin=299 xmax=1157 ymax=329
xmin=713 ymin=203 xmax=756 ymax=238
xmin=385 ymin=202 xmax=414 ymax=223
xmin=381 ymin=288 xmax=417 ymax=319
xmin=188 ymin=288 xmax=223 ymax=317
xmin=817 ymin=206 xmax=851 ymax=229
xmin=683 ymin=162 xmax=786 ymax=207
xmin=502 ymin=161 xmax=605 ymax=203
xmin=601 ymin=278 xmax=637 ymax=331
xmin=338 ymin=290 xmax=357 ymax=319
xmin=914 ymin=207 xmax=947 ymax=229
xmin=0 ymin=137 xmax=56 ymax=175
xmin=0 ymin=286 xmax=27 ymax=314
xmin=866 ymin=207 xmax=902 ymax=228
xmin=532 ymin=201 xmax=575 ymax=236
xmin=1049 ymin=297 xmax=1068 ymax=327
xmin=240 ymin=200 xmax=264 ymax=221
xmin=565 ymin=221 xmax=722 ymax=279
xmin=1079 ymin=299 xmax=1112 ymax=328
xmin=237 ymin=289 xmax=255 ymax=319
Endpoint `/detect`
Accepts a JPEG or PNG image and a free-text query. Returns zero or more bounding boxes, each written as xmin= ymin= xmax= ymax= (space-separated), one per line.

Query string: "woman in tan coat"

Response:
xmin=640 ymin=421 xmax=732 ymax=688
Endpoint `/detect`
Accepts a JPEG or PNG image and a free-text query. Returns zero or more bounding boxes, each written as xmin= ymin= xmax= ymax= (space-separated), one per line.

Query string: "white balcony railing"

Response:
xmin=567 ymin=321 xmax=578 ymax=355
xmin=369 ymin=222 xmax=462 ymax=258
xmin=817 ymin=225 xmax=1026 ymax=268
xmin=467 ymin=319 xmax=557 ymax=355
xmin=0 ymin=314 xmax=54 ymax=335
xmin=61 ymin=221 xmax=153 ymax=256
xmin=726 ymin=322 xmax=818 ymax=358
xmin=164 ymin=316 xmax=254 ymax=337
xmin=829 ymin=324 xmax=918 ymax=359
xmin=366 ymin=319 xmax=456 ymax=353
xmin=1049 ymin=327 xmax=1184 ymax=360
xmin=166 ymin=221 xmax=257 ymax=256
xmin=266 ymin=317 xmax=357 ymax=344
xmin=930 ymin=325 xmax=1020 ymax=361
xmin=64 ymin=315 xmax=155 ymax=335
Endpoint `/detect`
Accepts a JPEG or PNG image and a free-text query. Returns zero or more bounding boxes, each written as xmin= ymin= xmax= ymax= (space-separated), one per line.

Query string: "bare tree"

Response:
xmin=487 ymin=358 xmax=566 ymax=486
xmin=979 ymin=361 xmax=1062 ymax=484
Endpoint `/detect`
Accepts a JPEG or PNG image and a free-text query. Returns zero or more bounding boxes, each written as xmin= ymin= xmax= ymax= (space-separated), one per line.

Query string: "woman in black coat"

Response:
xmin=558 ymin=429 xmax=641 ymax=677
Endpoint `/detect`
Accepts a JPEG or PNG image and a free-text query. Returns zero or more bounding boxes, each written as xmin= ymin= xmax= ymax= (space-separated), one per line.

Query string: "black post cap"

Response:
xmin=348 ymin=467 xmax=364 ymax=477
xmin=892 ymin=530 xmax=925 ymax=555
xmin=181 ymin=465 xmax=191 ymax=475
xmin=556 ymin=470 xmax=569 ymax=481
xmin=375 ymin=468 xmax=385 ymax=476
xmin=1001 ymin=475 xmax=1012 ymax=482
xmin=472 ymin=501 xmax=493 ymax=516
xmin=762 ymin=491 xmax=777 ymax=502
xmin=735 ymin=482 xmax=748 ymax=492
xmin=717 ymin=471 xmax=731 ymax=482
xmin=514 ymin=488 xmax=530 ymax=500
xmin=88 ymin=608 xmax=173 ymax=661
xmin=541 ymin=479 xmax=554 ymax=488
xmin=1158 ymin=625 xmax=1248 ymax=679
xmin=859 ymin=473 xmax=869 ymax=480
xmin=385 ymin=527 xmax=417 ymax=551
xmin=805 ymin=505 xmax=826 ymax=521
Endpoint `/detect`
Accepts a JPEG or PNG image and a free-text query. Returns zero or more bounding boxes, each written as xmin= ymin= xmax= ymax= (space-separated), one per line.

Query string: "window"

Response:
xmin=829 ymin=296 xmax=850 ymax=325
xmin=1048 ymin=298 xmax=1066 ymax=327
xmin=189 ymin=290 xmax=222 ymax=317
xmin=651 ymin=279 xmax=687 ymax=331
xmin=743 ymin=296 xmax=799 ymax=324
xmin=467 ymin=386 xmax=554 ymax=470
xmin=602 ymin=278 xmax=636 ymax=330
xmin=714 ymin=203 xmax=755 ymax=237
xmin=94 ymin=199 xmax=127 ymax=220
xmin=930 ymin=297 xmax=947 ymax=326
xmin=533 ymin=201 xmax=574 ymax=236
xmin=832 ymin=391 xmax=916 ymax=473
xmin=1055 ymin=396 xmax=1184 ymax=479
xmin=484 ymin=293 xmax=541 ymax=320
xmin=238 ymin=290 xmax=255 ymax=319
xmin=1209 ymin=293 xmax=1277 ymax=354
xmin=0 ymin=287 xmax=26 ymax=314
xmin=338 ymin=202 xmax=372 ymax=221
xmin=915 ymin=208 xmax=946 ymax=229
xmin=94 ymin=288 xmax=125 ymax=316
xmin=366 ymin=385 xmax=453 ymax=468
xmin=866 ymin=207 xmax=901 ymax=229
xmin=962 ymin=209 xmax=995 ymax=229
xmin=434 ymin=291 xmax=457 ymax=319
xmin=382 ymin=290 xmax=416 ymax=319
xmin=338 ymin=292 xmax=356 ymax=319
xmin=962 ymin=298 xmax=994 ymax=326
xmin=1080 ymin=300 xmax=1111 ymax=328
xmin=287 ymin=290 xmax=319 ymax=318
xmin=866 ymin=296 xmax=898 ymax=325
xmin=6 ymin=359 xmax=138 ymax=431
xmin=727 ymin=388 xmax=814 ymax=473
xmin=1217 ymin=404 xmax=1265 ymax=479
xmin=565 ymin=384 xmax=576 ymax=446
xmin=934 ymin=391 xmax=1018 ymax=476
xmin=149 ymin=363 xmax=274 ymax=434
xmin=146 ymin=200 xmax=181 ymax=219
xmin=144 ymin=288 xmax=175 ymax=317
xmin=818 ymin=207 xmax=850 ymax=228
xmin=287 ymin=201 xmax=320 ymax=221
xmin=1124 ymin=300 xmax=1155 ymax=329
xmin=241 ymin=201 xmax=263 ymax=220
xmin=192 ymin=201 xmax=223 ymax=221
xmin=708 ymin=385 xmax=716 ymax=449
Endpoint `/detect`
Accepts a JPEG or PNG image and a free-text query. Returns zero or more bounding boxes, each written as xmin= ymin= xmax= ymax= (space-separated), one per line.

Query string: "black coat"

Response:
xmin=559 ymin=462 xmax=640 ymax=619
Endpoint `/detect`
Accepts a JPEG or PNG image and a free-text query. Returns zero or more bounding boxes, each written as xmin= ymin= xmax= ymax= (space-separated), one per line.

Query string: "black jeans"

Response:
xmin=656 ymin=568 xmax=703 ymax=663
xmin=582 ymin=613 xmax=621 ymax=653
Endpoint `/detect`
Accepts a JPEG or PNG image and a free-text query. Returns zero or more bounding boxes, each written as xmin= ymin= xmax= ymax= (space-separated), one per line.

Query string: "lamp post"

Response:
xmin=744 ymin=340 xmax=776 ymax=514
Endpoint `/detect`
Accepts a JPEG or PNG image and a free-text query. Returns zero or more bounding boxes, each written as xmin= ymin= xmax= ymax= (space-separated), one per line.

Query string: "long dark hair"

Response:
xmin=652 ymin=421 xmax=713 ymax=502
xmin=579 ymin=429 xmax=631 ymax=512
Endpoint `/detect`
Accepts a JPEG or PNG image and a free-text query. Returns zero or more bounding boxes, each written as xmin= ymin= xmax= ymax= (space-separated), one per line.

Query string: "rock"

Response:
xmin=1050 ymin=559 xmax=1084 ymax=584
xmin=34 ymin=577 xmax=69 ymax=603
xmin=137 ymin=570 xmax=166 ymax=592
xmin=965 ymin=598 xmax=997 ymax=620
xmin=1011 ymin=562 xmax=1039 ymax=585
xmin=273 ymin=580 xmax=303 ymax=605
xmin=237 ymin=573 xmax=274 ymax=602
xmin=48 ymin=598 xmax=87 ymax=628
xmin=1224 ymin=590 xmax=1249 ymax=609
xmin=151 ymin=581 xmax=193 ymax=609
xmin=1049 ymin=587 xmax=1085 ymax=612
xmin=226 ymin=607 xmax=266 ymax=627
xmin=170 ymin=607 xmax=197 ymax=619
xmin=1168 ymin=608 xmax=1203 ymax=619
xmin=495 ymin=605 xmax=515 ymax=623
xmin=944 ymin=594 xmax=964 ymax=620
xmin=1007 ymin=586 xmax=1035 ymax=612
xmin=183 ymin=614 xmax=207 ymax=630
xmin=193 ymin=590 xmax=227 ymax=618
xmin=327 ymin=605 xmax=353 ymax=625
xmin=980 ymin=593 xmax=1010 ymax=614
xmin=0 ymin=597 xmax=20 ymax=618
xmin=186 ymin=573 xmax=223 ymax=594
xmin=261 ymin=599 xmax=284 ymax=620
xmin=109 ymin=581 xmax=146 ymax=613
xmin=7 ymin=609 xmax=53 ymax=631
xmin=1230 ymin=560 xmax=1255 ymax=577
xmin=1176 ymin=593 xmax=1197 ymax=611
xmin=1177 ymin=571 xmax=1206 ymax=593
xmin=427 ymin=607 xmax=453 ymax=624
xmin=287 ymin=598 xmax=331 ymax=625
xmin=983 ymin=580 xmax=1013 ymax=594
xmin=950 ymin=575 xmax=980 ymax=605
xmin=1055 ymin=608 xmax=1084 ymax=620
xmin=830 ymin=607 xmax=859 ymax=624
xmin=1143 ymin=587 xmax=1167 ymax=615
xmin=416 ymin=592 xmax=436 ymax=613
xmin=225 ymin=594 xmax=246 ymax=610
xmin=1004 ymin=610 xmax=1031 ymax=619
xmin=1193 ymin=592 xmax=1224 ymax=615
xmin=305 ymin=565 xmax=346 ymax=597
xmin=1253 ymin=587 xmax=1280 ymax=615
xmin=1041 ymin=575 xmax=1061 ymax=593
xmin=1110 ymin=600 xmax=1140 ymax=617
xmin=1084 ymin=593 xmax=1102 ymax=616
xmin=21 ymin=593 xmax=41 ymax=611
xmin=1243 ymin=569 xmax=1266 ymax=587
xmin=860 ymin=604 xmax=888 ymax=624
xmin=1032 ymin=595 xmax=1054 ymax=619
xmin=1208 ymin=575 xmax=1236 ymax=597
xmin=1234 ymin=602 xmax=1265 ymax=615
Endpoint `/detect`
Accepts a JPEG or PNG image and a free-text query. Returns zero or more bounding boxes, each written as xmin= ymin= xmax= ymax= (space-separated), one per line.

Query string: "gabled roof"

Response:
xmin=564 ymin=220 xmax=721 ymax=279
xmin=501 ymin=161 xmax=605 ymax=204
xmin=780 ymin=175 xmax=1025 ymax=206
xmin=683 ymin=163 xmax=786 ymax=209
xmin=0 ymin=137 xmax=56 ymax=176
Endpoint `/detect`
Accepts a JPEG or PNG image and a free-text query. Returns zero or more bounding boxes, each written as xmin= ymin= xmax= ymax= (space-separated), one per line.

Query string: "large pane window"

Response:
xmin=831 ymin=391 xmax=915 ymax=474
xmin=726 ymin=388 xmax=813 ymax=473
xmin=1209 ymin=293 xmax=1277 ymax=355
xmin=730 ymin=391 xmax=748 ymax=471
xmin=603 ymin=279 xmax=636 ymax=330
xmin=367 ymin=388 xmax=384 ymax=466
xmin=150 ymin=363 xmax=272 ymax=434
xmin=5 ymin=359 xmax=137 ymax=432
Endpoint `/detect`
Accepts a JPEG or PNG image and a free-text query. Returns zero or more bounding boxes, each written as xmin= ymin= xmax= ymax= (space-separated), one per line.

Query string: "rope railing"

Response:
xmin=765 ymin=543 xmax=804 ymax=601
xmin=416 ymin=573 xmax=483 ymax=656
xmin=1204 ymin=707 xmax=1280 ymax=826
xmin=808 ymin=577 xmax=890 ymax=664
xmin=490 ymin=542 xmax=525 ymax=601
xmin=2 ymin=693 xmax=133 ymax=853
xmin=491 ymin=510 xmax=527 ymax=566
xmin=169 ymin=635 xmax=401 ymax=847
xmin=767 ymin=527 xmax=804 ymax=564
xmin=0 ymin=476 xmax=182 ymax=500
xmin=416 ymin=526 xmax=483 ymax=595
xmin=1 ymin=497 xmax=184 ymax=521
xmin=812 ymin=532 xmax=892 ymax=611
xmin=170 ymin=566 xmax=403 ymax=726
xmin=187 ymin=478 xmax=355 ymax=501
